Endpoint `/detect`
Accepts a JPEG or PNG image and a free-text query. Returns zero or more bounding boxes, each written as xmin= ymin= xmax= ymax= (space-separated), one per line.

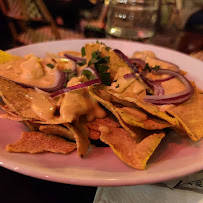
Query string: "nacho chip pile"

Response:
xmin=0 ymin=43 xmax=202 ymax=170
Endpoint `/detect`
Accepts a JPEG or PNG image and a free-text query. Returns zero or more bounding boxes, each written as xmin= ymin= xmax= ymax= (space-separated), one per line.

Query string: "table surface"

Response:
xmin=0 ymin=28 xmax=203 ymax=203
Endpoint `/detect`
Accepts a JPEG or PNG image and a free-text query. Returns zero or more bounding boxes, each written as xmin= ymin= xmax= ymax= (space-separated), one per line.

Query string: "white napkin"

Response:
xmin=94 ymin=171 xmax=203 ymax=203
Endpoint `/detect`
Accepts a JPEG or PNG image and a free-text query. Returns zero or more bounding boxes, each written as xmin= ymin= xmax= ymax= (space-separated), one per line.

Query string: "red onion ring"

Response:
xmin=155 ymin=58 xmax=180 ymax=72
xmin=145 ymin=69 xmax=194 ymax=105
xmin=64 ymin=53 xmax=86 ymax=63
xmin=50 ymin=78 xmax=101 ymax=98
xmin=114 ymin=49 xmax=139 ymax=73
xmin=123 ymin=73 xmax=136 ymax=80
xmin=130 ymin=58 xmax=146 ymax=70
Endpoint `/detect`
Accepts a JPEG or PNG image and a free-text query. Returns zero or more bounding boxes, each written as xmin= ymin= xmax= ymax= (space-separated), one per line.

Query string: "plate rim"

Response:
xmin=1 ymin=38 xmax=203 ymax=186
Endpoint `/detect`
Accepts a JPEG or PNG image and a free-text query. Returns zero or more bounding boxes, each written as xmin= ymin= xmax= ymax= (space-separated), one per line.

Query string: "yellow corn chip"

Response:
xmin=64 ymin=122 xmax=90 ymax=157
xmin=0 ymin=50 xmax=19 ymax=64
xmin=100 ymin=127 xmax=165 ymax=169
xmin=6 ymin=131 xmax=76 ymax=154
xmin=167 ymin=90 xmax=203 ymax=141
xmin=39 ymin=124 xmax=75 ymax=141
xmin=0 ymin=78 xmax=41 ymax=120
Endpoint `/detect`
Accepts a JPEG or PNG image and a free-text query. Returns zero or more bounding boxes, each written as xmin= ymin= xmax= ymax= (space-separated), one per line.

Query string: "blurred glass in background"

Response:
xmin=106 ymin=0 xmax=159 ymax=40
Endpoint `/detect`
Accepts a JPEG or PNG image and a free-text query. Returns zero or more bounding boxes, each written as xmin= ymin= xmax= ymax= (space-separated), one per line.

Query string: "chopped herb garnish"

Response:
xmin=105 ymin=46 xmax=111 ymax=51
xmin=152 ymin=65 xmax=160 ymax=72
xmin=116 ymin=84 xmax=120 ymax=88
xmin=82 ymin=70 xmax=96 ymax=80
xmin=63 ymin=69 xmax=77 ymax=81
xmin=46 ymin=63 xmax=55 ymax=69
xmin=144 ymin=63 xmax=160 ymax=72
xmin=77 ymin=60 xmax=86 ymax=66
xmin=88 ymin=50 xmax=111 ymax=85
xmin=67 ymin=72 xmax=77 ymax=81
xmin=113 ymin=79 xmax=118 ymax=83
xmin=81 ymin=47 xmax=86 ymax=57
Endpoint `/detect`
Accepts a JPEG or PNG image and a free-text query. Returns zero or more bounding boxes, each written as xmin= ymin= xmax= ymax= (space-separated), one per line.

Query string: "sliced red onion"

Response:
xmin=123 ymin=73 xmax=136 ymax=80
xmin=115 ymin=49 xmax=164 ymax=96
xmin=141 ymin=75 xmax=164 ymax=96
xmin=145 ymin=69 xmax=194 ymax=105
xmin=130 ymin=58 xmax=146 ymax=70
xmin=153 ymin=75 xmax=175 ymax=83
xmin=156 ymin=58 xmax=180 ymax=72
xmin=50 ymin=78 xmax=101 ymax=98
xmin=64 ymin=53 xmax=86 ymax=64
xmin=114 ymin=49 xmax=139 ymax=73
xmin=0 ymin=70 xmax=67 ymax=93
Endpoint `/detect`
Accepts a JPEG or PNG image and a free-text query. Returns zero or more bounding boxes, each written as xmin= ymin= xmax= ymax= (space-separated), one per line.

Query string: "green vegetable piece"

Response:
xmin=82 ymin=70 xmax=96 ymax=80
xmin=46 ymin=63 xmax=55 ymax=69
xmin=77 ymin=60 xmax=86 ymax=66
xmin=81 ymin=47 xmax=86 ymax=57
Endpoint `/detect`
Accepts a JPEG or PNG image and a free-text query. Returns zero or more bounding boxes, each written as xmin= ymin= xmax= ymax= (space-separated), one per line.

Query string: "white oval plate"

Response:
xmin=0 ymin=39 xmax=202 ymax=186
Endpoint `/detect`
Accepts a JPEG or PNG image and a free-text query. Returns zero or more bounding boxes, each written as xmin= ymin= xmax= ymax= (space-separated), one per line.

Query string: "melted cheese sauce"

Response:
xmin=121 ymin=107 xmax=148 ymax=122
xmin=109 ymin=67 xmax=135 ymax=93
xmin=59 ymin=76 xmax=106 ymax=123
xmin=27 ymin=89 xmax=56 ymax=120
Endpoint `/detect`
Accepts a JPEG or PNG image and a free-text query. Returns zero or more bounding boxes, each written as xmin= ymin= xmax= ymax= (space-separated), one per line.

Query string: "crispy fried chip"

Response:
xmin=0 ymin=50 xmax=19 ymax=64
xmin=0 ymin=78 xmax=41 ymax=120
xmin=115 ymin=107 xmax=171 ymax=130
xmin=24 ymin=121 xmax=41 ymax=131
xmin=107 ymin=90 xmax=179 ymax=126
xmin=64 ymin=122 xmax=90 ymax=157
xmin=39 ymin=124 xmax=75 ymax=141
xmin=85 ymin=43 xmax=133 ymax=80
xmin=85 ymin=115 xmax=121 ymax=140
xmin=100 ymin=127 xmax=165 ymax=169
xmin=167 ymin=90 xmax=203 ymax=141
xmin=89 ymin=87 xmax=154 ymax=141
xmin=88 ymin=129 xmax=101 ymax=140
xmin=6 ymin=131 xmax=76 ymax=154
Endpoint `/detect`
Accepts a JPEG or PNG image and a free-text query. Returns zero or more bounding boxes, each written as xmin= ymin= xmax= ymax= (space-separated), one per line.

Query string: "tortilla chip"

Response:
xmin=85 ymin=116 xmax=120 ymax=131
xmin=85 ymin=43 xmax=133 ymax=80
xmin=115 ymin=107 xmax=171 ymax=130
xmin=88 ymin=129 xmax=101 ymax=140
xmin=100 ymin=127 xmax=165 ymax=169
xmin=89 ymin=87 xmax=154 ymax=141
xmin=39 ymin=124 xmax=75 ymax=141
xmin=64 ymin=122 xmax=90 ymax=157
xmin=167 ymin=90 xmax=203 ymax=141
xmin=0 ymin=50 xmax=19 ymax=64
xmin=6 ymin=131 xmax=76 ymax=154
xmin=0 ymin=78 xmax=41 ymax=120
xmin=107 ymin=90 xmax=179 ymax=127
xmin=24 ymin=121 xmax=41 ymax=131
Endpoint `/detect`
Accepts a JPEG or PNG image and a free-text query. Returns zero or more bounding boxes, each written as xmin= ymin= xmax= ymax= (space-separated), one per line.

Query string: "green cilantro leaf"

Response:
xmin=100 ymin=72 xmax=111 ymax=86
xmin=46 ymin=63 xmax=55 ymax=69
xmin=82 ymin=70 xmax=96 ymax=80
xmin=144 ymin=63 xmax=160 ymax=72
xmin=81 ymin=47 xmax=86 ymax=57
xmin=77 ymin=60 xmax=86 ymax=66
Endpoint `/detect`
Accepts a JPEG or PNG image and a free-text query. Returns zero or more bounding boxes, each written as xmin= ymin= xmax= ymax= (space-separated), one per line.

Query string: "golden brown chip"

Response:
xmin=85 ymin=116 xmax=120 ymax=131
xmin=115 ymin=107 xmax=171 ymax=130
xmin=64 ymin=122 xmax=90 ymax=157
xmin=24 ymin=121 xmax=41 ymax=131
xmin=89 ymin=87 xmax=153 ymax=142
xmin=106 ymin=90 xmax=179 ymax=126
xmin=39 ymin=124 xmax=75 ymax=141
xmin=167 ymin=90 xmax=203 ymax=141
xmin=100 ymin=127 xmax=165 ymax=170
xmin=88 ymin=129 xmax=101 ymax=140
xmin=85 ymin=43 xmax=133 ymax=80
xmin=0 ymin=78 xmax=41 ymax=120
xmin=6 ymin=131 xmax=76 ymax=154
